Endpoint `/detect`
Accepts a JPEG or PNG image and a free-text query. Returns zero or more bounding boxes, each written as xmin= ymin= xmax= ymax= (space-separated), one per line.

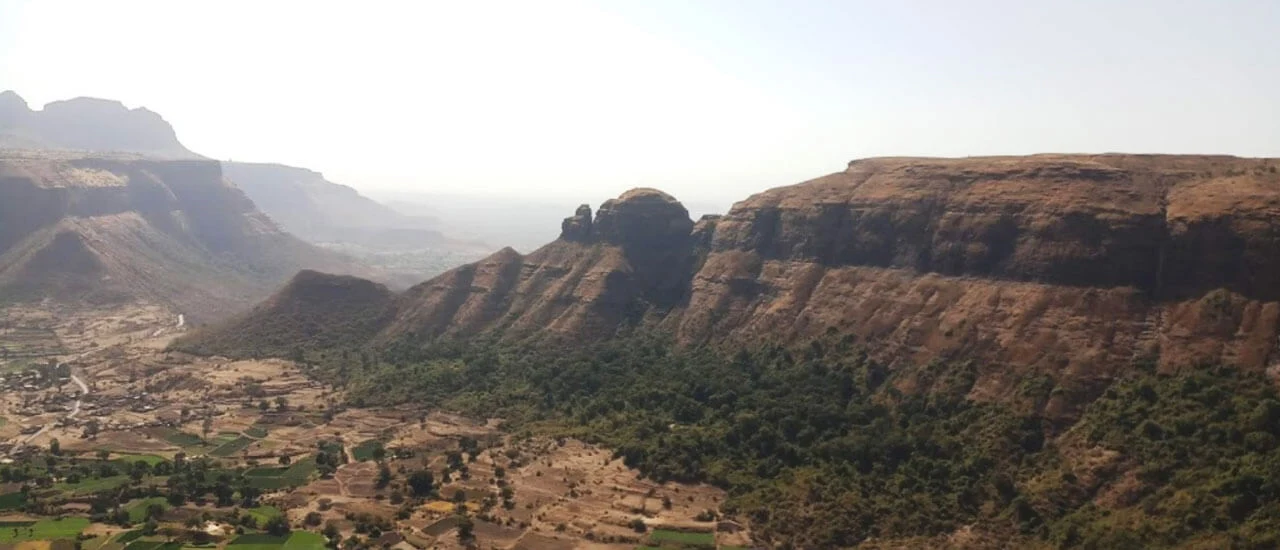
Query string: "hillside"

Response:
xmin=191 ymin=154 xmax=1280 ymax=379
xmin=177 ymin=154 xmax=1280 ymax=547
xmin=0 ymin=150 xmax=370 ymax=321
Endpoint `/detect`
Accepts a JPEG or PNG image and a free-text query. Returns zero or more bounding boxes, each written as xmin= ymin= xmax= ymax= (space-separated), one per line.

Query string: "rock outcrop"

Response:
xmin=186 ymin=154 xmax=1280 ymax=408
xmin=0 ymin=151 xmax=370 ymax=320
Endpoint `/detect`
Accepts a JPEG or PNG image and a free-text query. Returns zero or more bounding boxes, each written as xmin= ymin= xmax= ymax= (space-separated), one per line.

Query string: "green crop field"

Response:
xmin=210 ymin=436 xmax=253 ymax=457
xmin=0 ymin=491 xmax=27 ymax=510
xmin=114 ymin=453 xmax=167 ymax=466
xmin=126 ymin=496 xmax=169 ymax=522
xmin=0 ymin=517 xmax=89 ymax=542
xmin=648 ymin=529 xmax=714 ymax=547
xmin=350 ymin=440 xmax=383 ymax=462
xmin=281 ymin=531 xmax=325 ymax=550
xmin=158 ymin=429 xmax=204 ymax=447
xmin=245 ymin=425 xmax=268 ymax=439
xmin=243 ymin=506 xmax=283 ymax=526
xmin=114 ymin=531 xmax=144 ymax=544
xmin=244 ymin=456 xmax=315 ymax=490
xmin=54 ymin=474 xmax=130 ymax=494
xmin=227 ymin=531 xmax=323 ymax=550
xmin=122 ymin=541 xmax=181 ymax=550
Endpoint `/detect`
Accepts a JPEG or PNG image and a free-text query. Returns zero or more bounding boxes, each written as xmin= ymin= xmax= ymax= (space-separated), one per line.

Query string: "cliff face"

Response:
xmin=191 ymin=154 xmax=1280 ymax=406
xmin=0 ymin=151 xmax=367 ymax=320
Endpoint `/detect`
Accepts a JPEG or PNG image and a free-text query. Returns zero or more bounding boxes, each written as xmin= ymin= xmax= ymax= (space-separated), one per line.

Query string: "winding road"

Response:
xmin=16 ymin=313 xmax=183 ymax=448
xmin=19 ymin=352 xmax=92 ymax=446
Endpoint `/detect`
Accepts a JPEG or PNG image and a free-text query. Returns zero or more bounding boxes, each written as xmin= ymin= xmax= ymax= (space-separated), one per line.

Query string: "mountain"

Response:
xmin=191 ymin=154 xmax=1280 ymax=380
xmin=219 ymin=162 xmax=471 ymax=250
xmin=0 ymin=91 xmax=484 ymax=270
xmin=0 ymin=150 xmax=370 ymax=321
xmin=0 ymin=91 xmax=199 ymax=158
xmin=178 ymin=154 xmax=1280 ymax=547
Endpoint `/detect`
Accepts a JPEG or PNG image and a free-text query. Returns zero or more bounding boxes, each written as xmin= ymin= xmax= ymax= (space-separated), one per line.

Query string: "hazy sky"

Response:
xmin=1 ymin=0 xmax=1277 ymax=205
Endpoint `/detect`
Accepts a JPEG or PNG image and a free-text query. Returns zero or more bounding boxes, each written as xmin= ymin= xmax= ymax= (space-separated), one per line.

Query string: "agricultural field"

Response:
xmin=0 ymin=303 xmax=745 ymax=550
xmin=647 ymin=529 xmax=716 ymax=548
xmin=224 ymin=531 xmax=323 ymax=550
xmin=0 ymin=518 xmax=89 ymax=542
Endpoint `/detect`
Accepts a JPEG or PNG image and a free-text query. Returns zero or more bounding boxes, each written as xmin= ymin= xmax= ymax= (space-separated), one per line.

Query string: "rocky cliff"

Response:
xmin=187 ymin=154 xmax=1280 ymax=405
xmin=0 ymin=151 xmax=368 ymax=320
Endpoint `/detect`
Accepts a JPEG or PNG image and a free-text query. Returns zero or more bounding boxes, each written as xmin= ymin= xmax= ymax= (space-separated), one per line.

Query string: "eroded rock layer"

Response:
xmin=195 ymin=155 xmax=1280 ymax=400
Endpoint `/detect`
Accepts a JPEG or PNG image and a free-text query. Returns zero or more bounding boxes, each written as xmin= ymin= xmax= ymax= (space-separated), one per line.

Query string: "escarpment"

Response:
xmin=0 ymin=152 xmax=370 ymax=319
xmin=187 ymin=154 xmax=1280 ymax=403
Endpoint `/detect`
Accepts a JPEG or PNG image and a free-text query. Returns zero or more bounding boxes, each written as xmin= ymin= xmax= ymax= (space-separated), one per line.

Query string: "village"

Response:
xmin=0 ymin=302 xmax=750 ymax=550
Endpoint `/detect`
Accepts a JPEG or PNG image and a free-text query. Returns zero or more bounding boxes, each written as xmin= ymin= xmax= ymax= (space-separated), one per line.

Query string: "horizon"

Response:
xmin=2 ymin=0 xmax=1278 ymax=205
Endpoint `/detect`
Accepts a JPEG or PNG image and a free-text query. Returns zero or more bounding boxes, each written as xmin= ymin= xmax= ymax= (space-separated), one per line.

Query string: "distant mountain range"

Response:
xmin=0 ymin=90 xmax=486 ymax=258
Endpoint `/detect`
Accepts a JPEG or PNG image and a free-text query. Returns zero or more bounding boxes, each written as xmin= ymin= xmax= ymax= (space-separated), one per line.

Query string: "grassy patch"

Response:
xmin=114 ymin=453 xmax=167 ymax=466
xmin=158 ymin=429 xmax=204 ymax=448
xmin=648 ymin=529 xmax=714 ymax=547
xmin=126 ymin=496 xmax=169 ymax=522
xmin=244 ymin=456 xmax=316 ymax=490
xmin=243 ymin=506 xmax=283 ymax=526
xmin=244 ymin=426 xmax=268 ymax=439
xmin=350 ymin=440 xmax=383 ymax=462
xmin=282 ymin=531 xmax=325 ymax=550
xmin=225 ymin=531 xmax=324 ymax=550
xmin=54 ymin=475 xmax=130 ymax=494
xmin=209 ymin=436 xmax=253 ymax=457
xmin=0 ymin=518 xmax=90 ymax=542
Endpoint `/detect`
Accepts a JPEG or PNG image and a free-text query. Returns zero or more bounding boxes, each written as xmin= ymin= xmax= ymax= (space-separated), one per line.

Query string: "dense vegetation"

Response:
xmin=183 ymin=331 xmax=1280 ymax=548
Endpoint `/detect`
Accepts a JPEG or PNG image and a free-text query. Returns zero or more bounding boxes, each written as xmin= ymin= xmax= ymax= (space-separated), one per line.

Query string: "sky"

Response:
xmin=1 ymin=0 xmax=1278 ymax=206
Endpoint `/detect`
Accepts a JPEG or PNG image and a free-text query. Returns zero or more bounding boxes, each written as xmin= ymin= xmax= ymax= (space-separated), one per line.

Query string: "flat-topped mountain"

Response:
xmin=0 ymin=91 xmax=480 ymax=265
xmin=186 ymin=154 xmax=1280 ymax=395
xmin=0 ymin=151 xmax=370 ymax=320
xmin=0 ymin=91 xmax=198 ymax=158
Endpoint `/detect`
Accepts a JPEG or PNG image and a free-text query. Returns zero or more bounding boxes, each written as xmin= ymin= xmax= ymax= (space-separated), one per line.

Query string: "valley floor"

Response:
xmin=0 ymin=304 xmax=747 ymax=550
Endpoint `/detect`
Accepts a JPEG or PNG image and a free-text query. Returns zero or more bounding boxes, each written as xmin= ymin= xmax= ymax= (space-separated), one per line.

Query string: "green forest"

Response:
xmin=184 ymin=332 xmax=1280 ymax=549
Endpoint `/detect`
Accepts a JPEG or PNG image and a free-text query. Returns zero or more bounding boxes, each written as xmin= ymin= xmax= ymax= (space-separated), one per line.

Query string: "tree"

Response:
xmin=456 ymin=515 xmax=474 ymax=544
xmin=376 ymin=464 xmax=392 ymax=489
xmin=275 ymin=396 xmax=289 ymax=412
xmin=407 ymin=471 xmax=434 ymax=497
xmin=279 ymin=455 xmax=292 ymax=466
xmin=202 ymin=416 xmax=214 ymax=438
xmin=305 ymin=511 xmax=323 ymax=526
xmin=264 ymin=515 xmax=290 ymax=537
xmin=96 ymin=449 xmax=110 ymax=461
xmin=49 ymin=439 xmax=60 ymax=456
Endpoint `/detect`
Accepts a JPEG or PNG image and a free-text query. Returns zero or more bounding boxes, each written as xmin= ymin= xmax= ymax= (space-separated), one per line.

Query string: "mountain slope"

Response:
xmin=220 ymin=161 xmax=463 ymax=250
xmin=1 ymin=90 xmax=486 ymax=274
xmin=176 ymin=154 xmax=1280 ymax=547
xmin=186 ymin=154 xmax=1280 ymax=391
xmin=0 ymin=151 xmax=369 ymax=320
